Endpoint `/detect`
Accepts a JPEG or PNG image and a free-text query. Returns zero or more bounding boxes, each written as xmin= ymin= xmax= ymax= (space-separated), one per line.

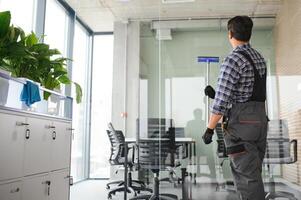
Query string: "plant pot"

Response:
xmin=0 ymin=69 xmax=11 ymax=77
xmin=48 ymin=89 xmax=61 ymax=115
xmin=0 ymin=77 xmax=9 ymax=106
xmin=17 ymin=77 xmax=41 ymax=86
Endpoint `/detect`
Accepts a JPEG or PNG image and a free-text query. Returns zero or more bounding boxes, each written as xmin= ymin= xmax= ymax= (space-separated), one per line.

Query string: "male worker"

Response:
xmin=202 ymin=16 xmax=268 ymax=200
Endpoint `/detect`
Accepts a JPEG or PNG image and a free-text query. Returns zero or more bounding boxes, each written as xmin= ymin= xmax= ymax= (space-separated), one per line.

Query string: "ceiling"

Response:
xmin=65 ymin=0 xmax=283 ymax=32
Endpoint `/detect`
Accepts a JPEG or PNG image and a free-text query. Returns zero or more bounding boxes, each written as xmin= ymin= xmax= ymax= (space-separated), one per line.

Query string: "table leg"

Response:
xmin=124 ymin=143 xmax=128 ymax=200
xmin=189 ymin=143 xmax=192 ymax=179
xmin=181 ymin=168 xmax=188 ymax=200
xmin=193 ymin=142 xmax=197 ymax=184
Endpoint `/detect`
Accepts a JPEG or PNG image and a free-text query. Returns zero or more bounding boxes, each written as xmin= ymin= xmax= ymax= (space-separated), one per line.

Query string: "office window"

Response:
xmin=44 ymin=0 xmax=69 ymax=56
xmin=89 ymin=35 xmax=114 ymax=178
xmin=71 ymin=22 xmax=91 ymax=182
xmin=0 ymin=0 xmax=36 ymax=33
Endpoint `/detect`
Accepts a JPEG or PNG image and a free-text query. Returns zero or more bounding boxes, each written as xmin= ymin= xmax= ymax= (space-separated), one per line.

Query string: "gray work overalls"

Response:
xmin=223 ymin=51 xmax=268 ymax=200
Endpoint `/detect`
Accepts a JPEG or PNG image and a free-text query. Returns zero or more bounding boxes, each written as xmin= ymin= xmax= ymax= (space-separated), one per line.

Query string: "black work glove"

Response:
xmin=202 ymin=128 xmax=214 ymax=144
xmin=204 ymin=85 xmax=216 ymax=99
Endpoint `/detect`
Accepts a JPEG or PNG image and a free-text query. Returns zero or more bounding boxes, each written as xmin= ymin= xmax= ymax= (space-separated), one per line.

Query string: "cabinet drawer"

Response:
xmin=0 ymin=112 xmax=25 ymax=181
xmin=0 ymin=180 xmax=22 ymax=200
xmin=23 ymin=117 xmax=52 ymax=175
xmin=50 ymin=169 xmax=70 ymax=200
xmin=51 ymin=121 xmax=72 ymax=170
xmin=22 ymin=174 xmax=50 ymax=200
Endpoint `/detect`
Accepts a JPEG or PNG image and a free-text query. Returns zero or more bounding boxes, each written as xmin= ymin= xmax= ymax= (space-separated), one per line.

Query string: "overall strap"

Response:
xmin=236 ymin=50 xmax=266 ymax=102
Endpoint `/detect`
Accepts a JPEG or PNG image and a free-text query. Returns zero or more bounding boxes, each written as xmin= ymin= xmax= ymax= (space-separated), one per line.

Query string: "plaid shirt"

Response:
xmin=211 ymin=43 xmax=267 ymax=115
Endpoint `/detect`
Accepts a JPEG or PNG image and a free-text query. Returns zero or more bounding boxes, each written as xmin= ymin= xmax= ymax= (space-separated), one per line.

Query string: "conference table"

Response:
xmin=123 ymin=137 xmax=196 ymax=200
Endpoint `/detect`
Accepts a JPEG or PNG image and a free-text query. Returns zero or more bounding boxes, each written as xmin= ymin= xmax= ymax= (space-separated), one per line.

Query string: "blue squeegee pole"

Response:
xmin=206 ymin=60 xmax=210 ymax=123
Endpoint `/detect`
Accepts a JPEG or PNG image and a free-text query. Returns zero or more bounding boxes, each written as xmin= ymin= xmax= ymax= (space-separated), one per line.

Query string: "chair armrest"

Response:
xmin=289 ymin=139 xmax=298 ymax=164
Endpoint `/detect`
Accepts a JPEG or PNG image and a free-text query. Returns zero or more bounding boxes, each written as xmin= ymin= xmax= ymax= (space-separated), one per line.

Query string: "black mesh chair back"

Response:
xmin=175 ymin=127 xmax=185 ymax=138
xmin=146 ymin=118 xmax=174 ymax=138
xmin=138 ymin=120 xmax=176 ymax=171
xmin=264 ymin=120 xmax=297 ymax=164
xmin=107 ymin=123 xmax=126 ymax=165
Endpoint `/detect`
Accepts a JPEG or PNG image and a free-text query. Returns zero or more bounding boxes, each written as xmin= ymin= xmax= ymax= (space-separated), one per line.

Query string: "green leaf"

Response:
xmin=43 ymin=91 xmax=51 ymax=100
xmin=6 ymin=42 xmax=27 ymax=57
xmin=0 ymin=11 xmax=11 ymax=38
xmin=73 ymin=82 xmax=82 ymax=104
xmin=48 ymin=48 xmax=61 ymax=56
xmin=58 ymin=75 xmax=71 ymax=84
xmin=12 ymin=27 xmax=25 ymax=42
xmin=52 ymin=70 xmax=67 ymax=78
xmin=9 ymin=25 xmax=15 ymax=41
xmin=31 ymin=43 xmax=50 ymax=52
xmin=25 ymin=32 xmax=38 ymax=47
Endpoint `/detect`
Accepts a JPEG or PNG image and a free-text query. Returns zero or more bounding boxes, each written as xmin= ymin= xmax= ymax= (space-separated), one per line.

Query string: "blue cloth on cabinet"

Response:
xmin=20 ymin=80 xmax=41 ymax=106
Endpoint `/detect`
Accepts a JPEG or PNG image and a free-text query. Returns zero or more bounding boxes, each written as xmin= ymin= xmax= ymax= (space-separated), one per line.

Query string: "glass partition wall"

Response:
xmin=130 ymin=7 xmax=301 ymax=199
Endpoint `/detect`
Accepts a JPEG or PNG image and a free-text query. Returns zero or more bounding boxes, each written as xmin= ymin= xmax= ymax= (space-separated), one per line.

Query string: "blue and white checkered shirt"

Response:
xmin=211 ymin=43 xmax=267 ymax=115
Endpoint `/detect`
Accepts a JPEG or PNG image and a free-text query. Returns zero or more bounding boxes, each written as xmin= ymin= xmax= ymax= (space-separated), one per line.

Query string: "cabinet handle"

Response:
xmin=42 ymin=180 xmax=51 ymax=185
xmin=52 ymin=130 xmax=56 ymax=140
xmin=16 ymin=122 xmax=29 ymax=126
xmin=25 ymin=129 xmax=30 ymax=139
xmin=69 ymin=176 xmax=74 ymax=186
xmin=45 ymin=125 xmax=56 ymax=129
xmin=64 ymin=176 xmax=74 ymax=186
xmin=42 ymin=181 xmax=51 ymax=196
xmin=10 ymin=188 xmax=20 ymax=193
xmin=67 ymin=128 xmax=75 ymax=140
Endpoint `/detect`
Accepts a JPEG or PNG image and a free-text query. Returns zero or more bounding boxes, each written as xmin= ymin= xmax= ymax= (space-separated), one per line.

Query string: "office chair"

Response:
xmin=106 ymin=124 xmax=152 ymax=199
xmin=139 ymin=118 xmax=182 ymax=186
xmin=216 ymin=120 xmax=299 ymax=200
xmin=130 ymin=125 xmax=178 ymax=200
xmin=264 ymin=120 xmax=298 ymax=200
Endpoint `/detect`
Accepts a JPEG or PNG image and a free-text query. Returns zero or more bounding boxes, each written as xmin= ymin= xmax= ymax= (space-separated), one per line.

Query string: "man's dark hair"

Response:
xmin=227 ymin=16 xmax=253 ymax=42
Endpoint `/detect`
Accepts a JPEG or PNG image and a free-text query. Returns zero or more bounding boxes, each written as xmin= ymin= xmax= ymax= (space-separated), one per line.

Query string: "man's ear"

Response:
xmin=228 ymin=31 xmax=233 ymax=39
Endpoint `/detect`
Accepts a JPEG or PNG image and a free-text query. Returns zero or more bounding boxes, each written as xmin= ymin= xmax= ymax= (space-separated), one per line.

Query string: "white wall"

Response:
xmin=111 ymin=21 xmax=140 ymax=138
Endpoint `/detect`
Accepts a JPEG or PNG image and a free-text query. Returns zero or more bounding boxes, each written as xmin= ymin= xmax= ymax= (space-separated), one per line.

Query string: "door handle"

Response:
xmin=25 ymin=129 xmax=30 ymax=139
xmin=16 ymin=122 xmax=29 ymax=126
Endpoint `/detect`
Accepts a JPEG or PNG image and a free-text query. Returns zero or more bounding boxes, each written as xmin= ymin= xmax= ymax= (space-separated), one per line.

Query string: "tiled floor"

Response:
xmin=71 ymin=179 xmax=301 ymax=200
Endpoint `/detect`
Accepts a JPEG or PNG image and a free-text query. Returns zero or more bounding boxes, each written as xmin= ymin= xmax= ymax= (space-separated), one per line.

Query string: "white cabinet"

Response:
xmin=23 ymin=117 xmax=52 ymax=176
xmin=22 ymin=174 xmax=50 ymax=200
xmin=0 ymin=180 xmax=22 ymax=200
xmin=50 ymin=170 xmax=70 ymax=200
xmin=20 ymin=170 xmax=70 ymax=200
xmin=0 ymin=109 xmax=72 ymax=200
xmin=51 ymin=121 xmax=72 ymax=170
xmin=0 ymin=113 xmax=25 ymax=181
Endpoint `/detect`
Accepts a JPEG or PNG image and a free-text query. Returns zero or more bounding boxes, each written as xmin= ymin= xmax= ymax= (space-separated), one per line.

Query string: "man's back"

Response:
xmin=212 ymin=43 xmax=267 ymax=114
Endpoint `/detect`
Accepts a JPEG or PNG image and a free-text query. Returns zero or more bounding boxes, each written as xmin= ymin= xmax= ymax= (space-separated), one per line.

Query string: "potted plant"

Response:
xmin=0 ymin=11 xmax=82 ymax=104
xmin=0 ymin=11 xmax=14 ymax=105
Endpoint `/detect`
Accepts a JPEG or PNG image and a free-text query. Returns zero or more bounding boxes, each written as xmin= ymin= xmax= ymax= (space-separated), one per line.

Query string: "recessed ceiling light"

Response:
xmin=162 ymin=0 xmax=195 ymax=3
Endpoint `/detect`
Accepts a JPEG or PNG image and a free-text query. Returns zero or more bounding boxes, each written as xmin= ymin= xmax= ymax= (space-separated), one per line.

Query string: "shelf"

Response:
xmin=0 ymin=72 xmax=73 ymax=120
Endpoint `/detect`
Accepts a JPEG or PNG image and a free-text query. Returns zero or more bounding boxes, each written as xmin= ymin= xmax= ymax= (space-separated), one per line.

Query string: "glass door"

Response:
xmin=138 ymin=18 xmax=275 ymax=200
